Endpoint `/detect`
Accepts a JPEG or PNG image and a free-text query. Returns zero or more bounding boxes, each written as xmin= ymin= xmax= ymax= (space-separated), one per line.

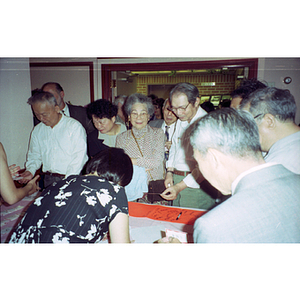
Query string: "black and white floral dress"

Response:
xmin=9 ymin=175 xmax=128 ymax=243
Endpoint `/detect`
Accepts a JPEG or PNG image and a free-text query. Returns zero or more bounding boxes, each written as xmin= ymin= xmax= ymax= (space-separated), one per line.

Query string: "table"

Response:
xmin=1 ymin=195 xmax=207 ymax=243
xmin=0 ymin=192 xmax=39 ymax=243
xmin=128 ymin=202 xmax=207 ymax=243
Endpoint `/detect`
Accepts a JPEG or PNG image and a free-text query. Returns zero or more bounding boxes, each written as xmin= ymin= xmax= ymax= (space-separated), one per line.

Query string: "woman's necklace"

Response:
xmin=131 ymin=128 xmax=147 ymax=140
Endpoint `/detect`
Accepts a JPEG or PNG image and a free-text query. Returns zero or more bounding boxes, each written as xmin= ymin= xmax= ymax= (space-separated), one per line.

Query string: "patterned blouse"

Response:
xmin=116 ymin=125 xmax=165 ymax=183
xmin=9 ymin=175 xmax=128 ymax=243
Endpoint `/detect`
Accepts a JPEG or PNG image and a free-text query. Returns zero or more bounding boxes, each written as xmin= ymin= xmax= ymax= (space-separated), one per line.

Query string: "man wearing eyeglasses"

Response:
xmin=240 ymin=87 xmax=300 ymax=174
xmin=161 ymin=83 xmax=217 ymax=209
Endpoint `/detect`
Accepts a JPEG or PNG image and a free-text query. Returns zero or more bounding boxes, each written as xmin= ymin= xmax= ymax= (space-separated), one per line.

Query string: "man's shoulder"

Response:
xmin=32 ymin=121 xmax=46 ymax=134
xmin=149 ymin=119 xmax=164 ymax=128
xmin=63 ymin=115 xmax=85 ymax=130
xmin=148 ymin=124 xmax=164 ymax=135
xmin=87 ymin=129 xmax=99 ymax=139
xmin=67 ymin=103 xmax=86 ymax=111
xmin=67 ymin=103 xmax=87 ymax=117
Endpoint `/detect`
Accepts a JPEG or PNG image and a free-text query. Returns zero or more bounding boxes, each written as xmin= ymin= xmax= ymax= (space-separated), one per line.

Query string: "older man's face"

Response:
xmin=193 ymin=148 xmax=231 ymax=195
xmin=163 ymin=100 xmax=177 ymax=126
xmin=32 ymin=101 xmax=61 ymax=128
xmin=241 ymin=105 xmax=272 ymax=152
xmin=42 ymin=85 xmax=64 ymax=109
xmin=170 ymin=93 xmax=199 ymax=123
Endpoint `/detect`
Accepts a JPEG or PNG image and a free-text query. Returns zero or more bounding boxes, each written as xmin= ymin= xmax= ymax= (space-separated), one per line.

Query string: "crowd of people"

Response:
xmin=1 ymin=79 xmax=299 ymax=243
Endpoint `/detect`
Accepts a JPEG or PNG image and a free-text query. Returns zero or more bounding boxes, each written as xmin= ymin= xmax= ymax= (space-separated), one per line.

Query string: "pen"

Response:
xmin=176 ymin=212 xmax=182 ymax=220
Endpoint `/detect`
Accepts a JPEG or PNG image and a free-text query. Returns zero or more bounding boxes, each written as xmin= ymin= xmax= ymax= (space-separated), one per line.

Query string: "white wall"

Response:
xmin=29 ymin=57 xmax=98 ymax=106
xmin=258 ymin=57 xmax=300 ymax=125
xmin=30 ymin=65 xmax=91 ymax=106
xmin=0 ymin=58 xmax=32 ymax=167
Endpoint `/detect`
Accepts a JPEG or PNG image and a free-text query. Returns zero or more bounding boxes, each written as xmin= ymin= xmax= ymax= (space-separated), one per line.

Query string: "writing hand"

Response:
xmin=18 ymin=170 xmax=33 ymax=184
xmin=156 ymin=237 xmax=181 ymax=243
xmin=26 ymin=175 xmax=41 ymax=195
xmin=160 ymin=186 xmax=178 ymax=200
xmin=161 ymin=180 xmax=187 ymax=200
xmin=9 ymin=164 xmax=21 ymax=178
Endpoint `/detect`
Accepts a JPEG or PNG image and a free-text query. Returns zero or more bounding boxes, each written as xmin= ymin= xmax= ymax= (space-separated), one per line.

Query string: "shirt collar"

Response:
xmin=231 ymin=162 xmax=278 ymax=194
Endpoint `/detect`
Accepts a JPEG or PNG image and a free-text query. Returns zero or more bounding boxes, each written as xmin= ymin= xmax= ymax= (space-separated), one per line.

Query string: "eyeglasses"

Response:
xmin=130 ymin=112 xmax=148 ymax=119
xmin=254 ymin=113 xmax=264 ymax=119
xmin=168 ymin=102 xmax=191 ymax=113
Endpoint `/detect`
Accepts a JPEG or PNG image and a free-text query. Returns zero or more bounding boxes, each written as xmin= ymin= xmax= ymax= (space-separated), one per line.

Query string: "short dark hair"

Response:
xmin=27 ymin=91 xmax=58 ymax=106
xmin=231 ymin=78 xmax=267 ymax=99
xmin=85 ymin=148 xmax=133 ymax=187
xmin=170 ymin=83 xmax=199 ymax=105
xmin=41 ymin=82 xmax=64 ymax=93
xmin=241 ymin=87 xmax=297 ymax=122
xmin=86 ymin=99 xmax=118 ymax=120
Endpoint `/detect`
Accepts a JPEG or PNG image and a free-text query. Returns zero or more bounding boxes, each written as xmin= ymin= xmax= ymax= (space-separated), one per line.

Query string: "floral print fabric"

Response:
xmin=9 ymin=175 xmax=128 ymax=243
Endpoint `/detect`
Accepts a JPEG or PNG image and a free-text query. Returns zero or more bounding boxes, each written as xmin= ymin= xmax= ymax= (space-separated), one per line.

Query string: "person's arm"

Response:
xmin=20 ymin=128 xmax=42 ymax=183
xmin=108 ymin=212 xmax=130 ymax=243
xmin=0 ymin=143 xmax=40 ymax=205
xmin=65 ymin=123 xmax=88 ymax=177
xmin=161 ymin=179 xmax=188 ymax=200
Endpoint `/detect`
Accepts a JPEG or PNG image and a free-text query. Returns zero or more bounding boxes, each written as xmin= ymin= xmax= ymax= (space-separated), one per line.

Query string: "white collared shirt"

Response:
xmin=166 ymin=107 xmax=207 ymax=188
xmin=161 ymin=121 xmax=176 ymax=153
xmin=26 ymin=114 xmax=88 ymax=178
xmin=62 ymin=103 xmax=70 ymax=117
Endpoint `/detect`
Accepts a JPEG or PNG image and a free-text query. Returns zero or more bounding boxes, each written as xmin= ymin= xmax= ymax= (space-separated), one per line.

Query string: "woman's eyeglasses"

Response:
xmin=130 ymin=112 xmax=148 ymax=119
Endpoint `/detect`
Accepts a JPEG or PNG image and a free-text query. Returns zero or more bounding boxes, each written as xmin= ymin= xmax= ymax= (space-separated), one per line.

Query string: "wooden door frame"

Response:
xmin=101 ymin=58 xmax=258 ymax=100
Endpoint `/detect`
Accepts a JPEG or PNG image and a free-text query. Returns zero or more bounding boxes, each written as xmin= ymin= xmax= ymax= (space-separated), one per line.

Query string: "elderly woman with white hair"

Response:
xmin=116 ymin=93 xmax=165 ymax=187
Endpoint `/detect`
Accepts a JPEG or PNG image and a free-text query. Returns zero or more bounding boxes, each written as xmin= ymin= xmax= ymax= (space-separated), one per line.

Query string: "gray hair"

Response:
xmin=123 ymin=93 xmax=155 ymax=117
xmin=162 ymin=98 xmax=171 ymax=109
xmin=170 ymin=82 xmax=199 ymax=105
xmin=113 ymin=95 xmax=127 ymax=106
xmin=190 ymin=108 xmax=261 ymax=159
xmin=240 ymin=87 xmax=297 ymax=122
xmin=27 ymin=91 xmax=58 ymax=107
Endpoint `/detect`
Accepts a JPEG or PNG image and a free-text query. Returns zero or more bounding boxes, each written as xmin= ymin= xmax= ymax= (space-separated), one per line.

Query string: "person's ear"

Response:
xmin=263 ymin=113 xmax=276 ymax=129
xmin=60 ymin=91 xmax=65 ymax=99
xmin=111 ymin=116 xmax=116 ymax=123
xmin=194 ymin=97 xmax=200 ymax=108
xmin=207 ymin=148 xmax=222 ymax=168
xmin=54 ymin=105 xmax=61 ymax=114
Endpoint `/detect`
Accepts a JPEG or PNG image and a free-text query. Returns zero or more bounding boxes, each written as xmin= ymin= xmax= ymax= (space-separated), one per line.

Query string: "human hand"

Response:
xmin=18 ymin=170 xmax=34 ymax=184
xmin=9 ymin=164 xmax=21 ymax=178
xmin=156 ymin=237 xmax=181 ymax=243
xmin=26 ymin=175 xmax=40 ymax=195
xmin=161 ymin=180 xmax=187 ymax=201
xmin=165 ymin=141 xmax=172 ymax=151
xmin=160 ymin=185 xmax=179 ymax=200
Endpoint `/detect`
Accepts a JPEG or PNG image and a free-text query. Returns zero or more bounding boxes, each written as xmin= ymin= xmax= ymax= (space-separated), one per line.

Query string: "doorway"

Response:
xmin=101 ymin=58 xmax=258 ymax=101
